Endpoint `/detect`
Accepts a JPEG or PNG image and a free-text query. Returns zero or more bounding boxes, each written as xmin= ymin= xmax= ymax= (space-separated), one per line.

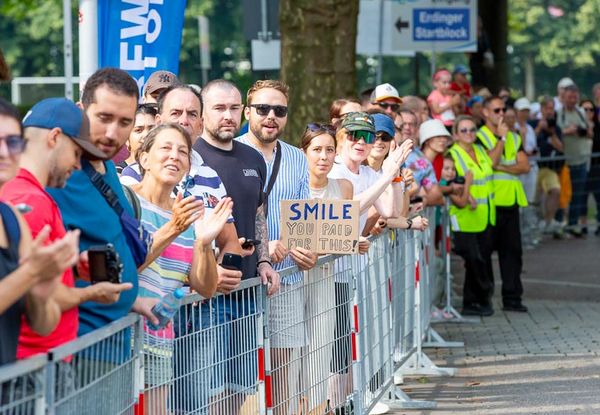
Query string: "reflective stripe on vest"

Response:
xmin=477 ymin=127 xmax=528 ymax=208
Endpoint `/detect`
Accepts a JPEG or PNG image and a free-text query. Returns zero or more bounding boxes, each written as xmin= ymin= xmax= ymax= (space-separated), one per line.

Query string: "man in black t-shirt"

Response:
xmin=191 ymin=79 xmax=279 ymax=412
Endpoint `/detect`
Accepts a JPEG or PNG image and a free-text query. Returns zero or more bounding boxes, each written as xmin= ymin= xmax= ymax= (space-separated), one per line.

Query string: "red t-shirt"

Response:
xmin=432 ymin=154 xmax=444 ymax=181
xmin=0 ymin=168 xmax=78 ymax=359
xmin=450 ymin=81 xmax=471 ymax=98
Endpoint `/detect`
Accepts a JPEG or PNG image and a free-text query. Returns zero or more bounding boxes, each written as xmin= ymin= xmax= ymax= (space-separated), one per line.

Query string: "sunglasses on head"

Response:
xmin=307 ymin=123 xmax=336 ymax=136
xmin=492 ymin=107 xmax=507 ymax=114
xmin=376 ymin=132 xmax=394 ymax=142
xmin=0 ymin=135 xmax=27 ymax=156
xmin=458 ymin=127 xmax=478 ymax=134
xmin=249 ymin=104 xmax=288 ymax=118
xmin=375 ymin=102 xmax=400 ymax=112
xmin=347 ymin=130 xmax=375 ymax=144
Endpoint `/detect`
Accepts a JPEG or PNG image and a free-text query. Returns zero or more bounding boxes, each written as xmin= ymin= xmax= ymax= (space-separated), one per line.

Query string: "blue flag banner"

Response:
xmin=98 ymin=0 xmax=187 ymax=93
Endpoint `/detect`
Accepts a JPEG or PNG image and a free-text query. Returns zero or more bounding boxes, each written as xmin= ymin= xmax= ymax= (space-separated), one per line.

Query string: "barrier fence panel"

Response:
xmin=46 ymin=313 xmax=141 ymax=415
xmin=0 ymin=355 xmax=46 ymax=415
xmin=423 ymin=207 xmax=465 ymax=348
xmin=266 ymin=255 xmax=357 ymax=415
xmin=352 ymin=233 xmax=395 ymax=414
xmin=0 ymin=206 xmax=468 ymax=414
xmin=142 ymin=278 xmax=264 ymax=415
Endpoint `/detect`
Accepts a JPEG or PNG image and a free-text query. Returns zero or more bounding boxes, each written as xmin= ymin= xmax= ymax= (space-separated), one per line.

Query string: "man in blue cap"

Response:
xmin=1 ymin=97 xmax=132 ymax=361
xmin=451 ymin=64 xmax=472 ymax=100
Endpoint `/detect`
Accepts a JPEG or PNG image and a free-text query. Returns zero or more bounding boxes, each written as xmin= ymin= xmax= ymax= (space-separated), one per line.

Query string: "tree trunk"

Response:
xmin=280 ymin=0 xmax=359 ymax=145
xmin=0 ymin=48 xmax=10 ymax=81
xmin=479 ymin=0 xmax=508 ymax=92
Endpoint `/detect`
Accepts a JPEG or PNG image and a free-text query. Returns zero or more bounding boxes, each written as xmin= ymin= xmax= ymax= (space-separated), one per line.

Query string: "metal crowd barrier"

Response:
xmin=0 ymin=207 xmax=463 ymax=414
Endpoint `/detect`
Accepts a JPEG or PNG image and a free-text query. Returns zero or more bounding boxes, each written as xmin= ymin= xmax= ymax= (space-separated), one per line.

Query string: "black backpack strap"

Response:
xmin=82 ymin=161 xmax=125 ymax=216
xmin=122 ymin=185 xmax=141 ymax=220
xmin=0 ymin=202 xmax=21 ymax=253
xmin=264 ymin=141 xmax=282 ymax=217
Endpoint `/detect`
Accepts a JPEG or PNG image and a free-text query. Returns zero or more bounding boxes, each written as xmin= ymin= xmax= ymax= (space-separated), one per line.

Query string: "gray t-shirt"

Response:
xmin=557 ymin=107 xmax=592 ymax=166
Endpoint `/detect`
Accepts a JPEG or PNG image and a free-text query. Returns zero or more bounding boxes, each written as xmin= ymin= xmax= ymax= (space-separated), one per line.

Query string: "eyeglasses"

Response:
xmin=374 ymin=102 xmax=400 ymax=112
xmin=0 ymin=135 xmax=27 ymax=156
xmin=458 ymin=127 xmax=478 ymax=134
xmin=249 ymin=104 xmax=288 ymax=118
xmin=376 ymin=132 xmax=394 ymax=142
xmin=347 ymin=130 xmax=375 ymax=144
xmin=307 ymin=123 xmax=336 ymax=136
xmin=492 ymin=107 xmax=507 ymax=114
xmin=583 ymin=107 xmax=595 ymax=112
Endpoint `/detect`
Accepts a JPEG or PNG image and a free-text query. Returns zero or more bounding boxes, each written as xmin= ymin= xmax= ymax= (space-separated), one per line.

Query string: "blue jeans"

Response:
xmin=567 ymin=163 xmax=588 ymax=226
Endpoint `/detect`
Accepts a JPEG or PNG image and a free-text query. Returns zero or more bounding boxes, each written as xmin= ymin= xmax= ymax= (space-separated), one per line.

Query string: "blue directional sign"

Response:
xmin=413 ymin=8 xmax=470 ymax=42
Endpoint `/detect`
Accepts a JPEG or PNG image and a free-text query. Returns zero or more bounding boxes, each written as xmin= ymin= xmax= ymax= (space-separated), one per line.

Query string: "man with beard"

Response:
xmin=48 ymin=68 xmax=168 ymax=334
xmin=180 ymin=79 xmax=279 ymax=413
xmin=237 ymin=79 xmax=317 ymax=414
xmin=1 ymin=97 xmax=132 ymax=360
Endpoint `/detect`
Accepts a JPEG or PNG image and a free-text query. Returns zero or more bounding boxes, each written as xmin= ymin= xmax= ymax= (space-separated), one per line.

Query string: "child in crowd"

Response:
xmin=442 ymin=155 xmax=476 ymax=210
xmin=428 ymin=69 xmax=461 ymax=129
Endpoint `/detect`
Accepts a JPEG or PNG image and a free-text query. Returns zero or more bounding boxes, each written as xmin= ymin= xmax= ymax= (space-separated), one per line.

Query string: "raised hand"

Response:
xmin=194 ymin=197 xmax=233 ymax=247
xmin=382 ymin=139 xmax=413 ymax=178
xmin=23 ymin=227 xmax=80 ymax=284
xmin=170 ymin=193 xmax=205 ymax=233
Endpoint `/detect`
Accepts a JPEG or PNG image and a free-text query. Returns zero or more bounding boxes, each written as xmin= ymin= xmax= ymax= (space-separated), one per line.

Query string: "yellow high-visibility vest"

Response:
xmin=448 ymin=143 xmax=496 ymax=232
xmin=477 ymin=125 xmax=528 ymax=207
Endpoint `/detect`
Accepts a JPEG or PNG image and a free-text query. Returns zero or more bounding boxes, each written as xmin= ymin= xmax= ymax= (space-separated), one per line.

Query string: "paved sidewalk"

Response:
xmin=388 ymin=234 xmax=600 ymax=415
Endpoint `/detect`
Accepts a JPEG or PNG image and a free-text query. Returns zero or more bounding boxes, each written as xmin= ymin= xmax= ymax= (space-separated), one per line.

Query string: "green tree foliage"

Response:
xmin=510 ymin=0 xmax=600 ymax=68
xmin=508 ymin=0 xmax=600 ymax=97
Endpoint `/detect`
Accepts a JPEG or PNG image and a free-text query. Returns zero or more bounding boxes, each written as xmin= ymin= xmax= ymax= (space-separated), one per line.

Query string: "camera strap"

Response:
xmin=264 ymin=141 xmax=282 ymax=218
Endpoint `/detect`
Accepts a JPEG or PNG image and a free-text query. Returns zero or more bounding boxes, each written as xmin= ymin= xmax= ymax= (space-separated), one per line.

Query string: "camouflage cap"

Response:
xmin=340 ymin=112 xmax=376 ymax=134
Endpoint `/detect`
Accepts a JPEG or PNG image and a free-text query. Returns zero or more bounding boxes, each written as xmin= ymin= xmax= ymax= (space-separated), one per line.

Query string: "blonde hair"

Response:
xmin=247 ymin=80 xmax=289 ymax=105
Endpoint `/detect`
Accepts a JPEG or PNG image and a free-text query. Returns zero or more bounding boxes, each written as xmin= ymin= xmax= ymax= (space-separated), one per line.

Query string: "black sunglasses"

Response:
xmin=307 ymin=123 xmax=336 ymax=136
xmin=458 ymin=127 xmax=478 ymax=134
xmin=492 ymin=107 xmax=507 ymax=114
xmin=376 ymin=132 xmax=394 ymax=142
xmin=249 ymin=104 xmax=288 ymax=118
xmin=0 ymin=135 xmax=27 ymax=156
xmin=375 ymin=102 xmax=400 ymax=112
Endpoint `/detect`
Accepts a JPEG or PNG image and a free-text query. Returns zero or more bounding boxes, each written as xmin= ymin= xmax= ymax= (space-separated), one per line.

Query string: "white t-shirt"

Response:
xmin=328 ymin=157 xmax=381 ymax=233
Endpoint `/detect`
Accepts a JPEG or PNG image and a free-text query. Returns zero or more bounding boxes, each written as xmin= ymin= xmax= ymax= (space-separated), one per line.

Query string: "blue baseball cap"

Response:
xmin=22 ymin=98 xmax=106 ymax=160
xmin=372 ymin=113 xmax=396 ymax=137
xmin=453 ymin=64 xmax=470 ymax=76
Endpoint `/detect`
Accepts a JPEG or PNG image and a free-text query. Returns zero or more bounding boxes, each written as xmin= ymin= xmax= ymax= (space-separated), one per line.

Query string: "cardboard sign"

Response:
xmin=280 ymin=199 xmax=360 ymax=255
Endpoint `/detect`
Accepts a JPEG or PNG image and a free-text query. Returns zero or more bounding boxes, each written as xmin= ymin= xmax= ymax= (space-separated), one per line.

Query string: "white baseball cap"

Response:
xmin=557 ymin=77 xmax=575 ymax=89
xmin=514 ymin=97 xmax=531 ymax=111
xmin=370 ymin=83 xmax=402 ymax=103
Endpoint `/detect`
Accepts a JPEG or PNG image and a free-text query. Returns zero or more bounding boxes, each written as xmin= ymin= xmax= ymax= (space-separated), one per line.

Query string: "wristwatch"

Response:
xmin=406 ymin=218 xmax=413 ymax=229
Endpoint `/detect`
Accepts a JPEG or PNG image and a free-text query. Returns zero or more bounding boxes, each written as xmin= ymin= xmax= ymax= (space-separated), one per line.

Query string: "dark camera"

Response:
xmin=577 ymin=126 xmax=588 ymax=137
xmin=88 ymin=244 xmax=123 ymax=284
xmin=546 ymin=118 xmax=556 ymax=129
xmin=447 ymin=176 xmax=466 ymax=185
xmin=220 ymin=253 xmax=242 ymax=271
